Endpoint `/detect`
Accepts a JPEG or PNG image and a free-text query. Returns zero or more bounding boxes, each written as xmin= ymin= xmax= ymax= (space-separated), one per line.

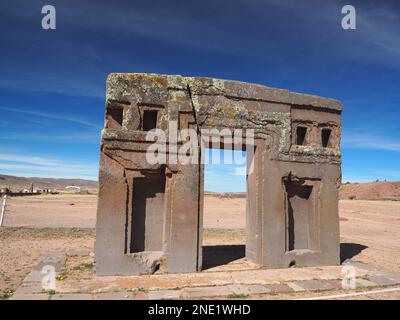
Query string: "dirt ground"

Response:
xmin=0 ymin=227 xmax=93 ymax=297
xmin=1 ymin=194 xmax=399 ymax=299
xmin=2 ymin=194 xmax=97 ymax=228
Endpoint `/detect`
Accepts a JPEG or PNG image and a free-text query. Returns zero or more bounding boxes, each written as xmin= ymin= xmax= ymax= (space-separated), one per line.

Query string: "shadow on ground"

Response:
xmin=202 ymin=243 xmax=367 ymax=269
xmin=202 ymin=245 xmax=245 ymax=270
xmin=340 ymin=243 xmax=368 ymax=263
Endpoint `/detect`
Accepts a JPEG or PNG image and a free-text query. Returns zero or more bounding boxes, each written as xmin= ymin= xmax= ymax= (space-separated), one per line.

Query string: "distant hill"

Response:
xmin=204 ymin=191 xmax=246 ymax=199
xmin=3 ymin=174 xmax=396 ymax=200
xmin=339 ymin=181 xmax=400 ymax=201
xmin=0 ymin=174 xmax=98 ymax=191
xmin=205 ymin=181 xmax=400 ymax=201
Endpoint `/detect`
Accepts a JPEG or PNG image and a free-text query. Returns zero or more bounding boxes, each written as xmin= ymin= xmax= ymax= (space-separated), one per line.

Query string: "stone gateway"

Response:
xmin=95 ymin=73 xmax=342 ymax=275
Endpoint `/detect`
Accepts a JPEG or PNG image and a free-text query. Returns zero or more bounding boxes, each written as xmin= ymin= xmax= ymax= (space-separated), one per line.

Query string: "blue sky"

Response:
xmin=0 ymin=0 xmax=399 ymax=191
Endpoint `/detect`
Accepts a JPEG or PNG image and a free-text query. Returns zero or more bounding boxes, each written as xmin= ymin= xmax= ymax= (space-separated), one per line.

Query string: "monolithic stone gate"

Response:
xmin=95 ymin=73 xmax=342 ymax=276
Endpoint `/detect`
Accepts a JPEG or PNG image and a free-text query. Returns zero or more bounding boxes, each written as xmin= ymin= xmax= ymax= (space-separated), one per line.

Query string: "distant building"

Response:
xmin=65 ymin=186 xmax=81 ymax=192
xmin=43 ymin=188 xmax=58 ymax=194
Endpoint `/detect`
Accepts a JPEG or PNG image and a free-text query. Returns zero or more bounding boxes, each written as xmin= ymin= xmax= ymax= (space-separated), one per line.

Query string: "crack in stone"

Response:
xmin=97 ymin=73 xmax=342 ymax=275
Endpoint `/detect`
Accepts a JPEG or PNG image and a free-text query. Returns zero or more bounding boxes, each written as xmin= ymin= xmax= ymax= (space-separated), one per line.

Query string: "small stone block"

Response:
xmin=380 ymin=272 xmax=400 ymax=284
xmin=266 ymin=283 xmax=294 ymax=294
xmin=51 ymin=293 xmax=93 ymax=300
xmin=93 ymin=291 xmax=133 ymax=300
xmin=10 ymin=293 xmax=49 ymax=300
xmin=286 ymin=282 xmax=306 ymax=292
xmin=355 ymin=278 xmax=378 ymax=288
xmin=24 ymin=271 xmax=44 ymax=282
xmin=368 ymin=275 xmax=399 ymax=286
xmin=34 ymin=258 xmax=66 ymax=273
xmin=227 ymin=284 xmax=271 ymax=295
xmin=325 ymin=279 xmax=345 ymax=290
xmin=14 ymin=282 xmax=44 ymax=294
xmin=132 ymin=291 xmax=149 ymax=300
xmin=148 ymin=289 xmax=180 ymax=300
xmin=294 ymin=280 xmax=335 ymax=291
xmin=182 ymin=286 xmax=232 ymax=299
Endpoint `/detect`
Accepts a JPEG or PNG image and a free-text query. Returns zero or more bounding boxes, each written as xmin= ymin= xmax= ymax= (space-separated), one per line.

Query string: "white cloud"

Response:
xmin=0 ymin=152 xmax=98 ymax=179
xmin=0 ymin=106 xmax=101 ymax=129
xmin=0 ymin=132 xmax=100 ymax=143
xmin=342 ymin=133 xmax=400 ymax=152
xmin=0 ymin=172 xmax=97 ymax=180
xmin=0 ymin=154 xmax=62 ymax=166
xmin=234 ymin=166 xmax=247 ymax=176
xmin=0 ymin=163 xmax=94 ymax=174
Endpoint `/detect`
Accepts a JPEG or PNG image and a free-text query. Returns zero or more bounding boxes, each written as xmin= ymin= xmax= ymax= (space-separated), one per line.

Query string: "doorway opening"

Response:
xmin=202 ymin=147 xmax=248 ymax=270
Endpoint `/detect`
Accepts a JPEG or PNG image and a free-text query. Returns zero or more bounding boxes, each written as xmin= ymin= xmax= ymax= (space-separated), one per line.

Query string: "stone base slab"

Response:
xmin=9 ymin=253 xmax=400 ymax=300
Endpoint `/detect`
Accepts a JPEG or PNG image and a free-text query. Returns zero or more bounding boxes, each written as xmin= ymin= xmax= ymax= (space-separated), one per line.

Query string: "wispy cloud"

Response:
xmin=0 ymin=154 xmax=63 ymax=166
xmin=0 ymin=132 xmax=100 ymax=144
xmin=0 ymin=163 xmax=94 ymax=174
xmin=343 ymin=133 xmax=400 ymax=152
xmin=1 ymin=0 xmax=400 ymax=99
xmin=0 ymin=173 xmax=98 ymax=180
xmin=0 ymin=152 xmax=98 ymax=179
xmin=0 ymin=72 xmax=105 ymax=99
xmin=0 ymin=106 xmax=102 ymax=129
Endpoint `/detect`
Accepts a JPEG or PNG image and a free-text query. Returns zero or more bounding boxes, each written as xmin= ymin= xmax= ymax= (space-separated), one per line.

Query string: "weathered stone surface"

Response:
xmin=182 ymin=285 xmax=233 ymax=298
xmin=266 ymin=283 xmax=294 ymax=294
xmin=382 ymin=272 xmax=400 ymax=283
xmin=14 ymin=282 xmax=43 ymax=294
xmin=51 ymin=293 xmax=93 ymax=300
xmin=292 ymin=279 xmax=335 ymax=291
xmin=325 ymin=279 xmax=345 ymax=290
xmin=355 ymin=278 xmax=377 ymax=288
xmin=10 ymin=293 xmax=49 ymax=300
xmin=34 ymin=252 xmax=66 ymax=272
xmin=93 ymin=291 xmax=133 ymax=300
xmin=286 ymin=282 xmax=307 ymax=292
xmin=96 ymin=73 xmax=342 ymax=275
xmin=132 ymin=291 xmax=149 ymax=300
xmin=227 ymin=284 xmax=271 ymax=295
xmin=368 ymin=275 xmax=399 ymax=286
xmin=24 ymin=271 xmax=44 ymax=282
xmin=148 ymin=289 xmax=181 ymax=300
